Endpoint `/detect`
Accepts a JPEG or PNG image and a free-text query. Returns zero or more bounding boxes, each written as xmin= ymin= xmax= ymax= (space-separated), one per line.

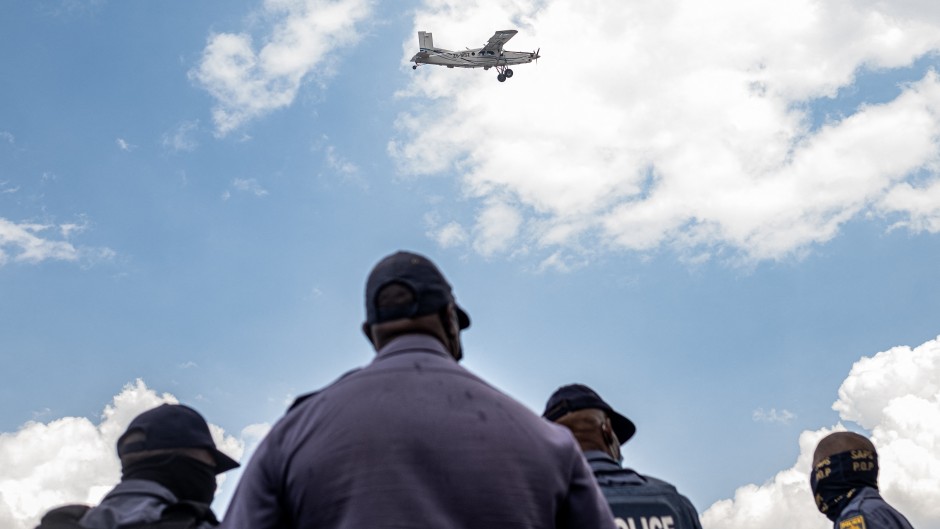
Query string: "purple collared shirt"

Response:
xmin=222 ymin=334 xmax=615 ymax=529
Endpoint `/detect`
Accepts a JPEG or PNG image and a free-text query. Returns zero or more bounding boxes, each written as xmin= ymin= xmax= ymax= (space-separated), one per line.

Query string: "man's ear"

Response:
xmin=362 ymin=322 xmax=376 ymax=346
xmin=601 ymin=420 xmax=614 ymax=445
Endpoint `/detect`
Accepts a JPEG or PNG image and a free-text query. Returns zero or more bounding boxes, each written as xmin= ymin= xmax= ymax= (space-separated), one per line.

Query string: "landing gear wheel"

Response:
xmin=497 ymin=74 xmax=506 ymax=82
xmin=412 ymin=65 xmax=417 ymax=70
xmin=505 ymin=69 xmax=514 ymax=78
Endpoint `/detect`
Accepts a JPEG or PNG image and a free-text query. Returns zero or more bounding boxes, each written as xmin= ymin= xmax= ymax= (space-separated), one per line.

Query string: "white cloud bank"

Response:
xmin=0 ymin=380 xmax=246 ymax=529
xmin=392 ymin=0 xmax=940 ymax=263
xmin=3 ymin=338 xmax=938 ymax=529
xmin=191 ymin=0 xmax=374 ymax=136
xmin=701 ymin=335 xmax=940 ymax=529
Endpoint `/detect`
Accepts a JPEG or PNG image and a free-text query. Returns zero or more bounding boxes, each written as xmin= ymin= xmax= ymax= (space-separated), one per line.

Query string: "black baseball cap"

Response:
xmin=117 ymin=404 xmax=240 ymax=474
xmin=365 ymin=251 xmax=470 ymax=329
xmin=543 ymin=384 xmax=636 ymax=444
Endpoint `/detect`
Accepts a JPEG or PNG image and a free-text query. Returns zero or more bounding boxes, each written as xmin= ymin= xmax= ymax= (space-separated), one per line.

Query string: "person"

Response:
xmin=222 ymin=250 xmax=616 ymax=529
xmin=543 ymin=384 xmax=703 ymax=529
xmin=36 ymin=403 xmax=239 ymax=529
xmin=810 ymin=431 xmax=914 ymax=529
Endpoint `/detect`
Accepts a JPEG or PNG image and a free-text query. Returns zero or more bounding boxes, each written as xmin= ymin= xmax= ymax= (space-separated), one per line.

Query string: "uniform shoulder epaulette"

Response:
xmin=839 ymin=514 xmax=867 ymax=529
xmin=287 ymin=367 xmax=363 ymax=412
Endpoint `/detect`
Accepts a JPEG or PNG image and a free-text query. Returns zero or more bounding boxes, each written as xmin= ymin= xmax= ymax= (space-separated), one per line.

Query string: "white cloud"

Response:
xmin=472 ymin=200 xmax=523 ymax=257
xmin=191 ymin=0 xmax=375 ymax=136
xmin=0 ymin=131 xmax=13 ymax=144
xmin=115 ymin=138 xmax=135 ymax=151
xmin=325 ymin=145 xmax=360 ymax=178
xmin=0 ymin=218 xmax=79 ymax=265
xmin=392 ymin=0 xmax=940 ymax=263
xmin=162 ymin=121 xmax=200 ymax=152
xmin=0 ymin=379 xmax=245 ymax=529
xmin=752 ymin=408 xmax=796 ymax=424
xmin=0 ymin=217 xmax=114 ymax=267
xmin=232 ymin=178 xmax=269 ymax=197
xmin=701 ymin=335 xmax=940 ymax=529
xmin=878 ymin=179 xmax=940 ymax=233
xmin=431 ymin=220 xmax=468 ymax=248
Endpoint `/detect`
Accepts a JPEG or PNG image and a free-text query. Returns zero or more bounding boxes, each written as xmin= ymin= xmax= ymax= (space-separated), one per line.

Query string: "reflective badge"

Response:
xmin=839 ymin=515 xmax=866 ymax=529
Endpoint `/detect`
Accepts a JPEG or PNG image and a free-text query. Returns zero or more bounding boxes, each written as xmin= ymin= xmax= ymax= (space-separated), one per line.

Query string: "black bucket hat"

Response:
xmin=542 ymin=384 xmax=636 ymax=444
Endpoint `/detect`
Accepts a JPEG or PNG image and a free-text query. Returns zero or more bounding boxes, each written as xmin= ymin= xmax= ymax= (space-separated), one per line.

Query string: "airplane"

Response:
xmin=410 ymin=29 xmax=540 ymax=82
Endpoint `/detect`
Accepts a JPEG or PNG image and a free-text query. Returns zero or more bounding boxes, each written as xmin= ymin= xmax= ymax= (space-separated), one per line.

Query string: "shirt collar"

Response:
xmin=375 ymin=333 xmax=453 ymax=360
xmin=584 ymin=449 xmax=622 ymax=471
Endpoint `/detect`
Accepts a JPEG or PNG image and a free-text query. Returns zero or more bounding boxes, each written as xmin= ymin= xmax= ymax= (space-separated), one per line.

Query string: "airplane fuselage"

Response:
xmin=411 ymin=47 xmax=537 ymax=69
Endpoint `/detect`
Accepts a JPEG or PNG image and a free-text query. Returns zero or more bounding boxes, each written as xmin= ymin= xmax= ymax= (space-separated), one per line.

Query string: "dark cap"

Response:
xmin=365 ymin=251 xmax=470 ymax=329
xmin=543 ymin=384 xmax=636 ymax=444
xmin=117 ymin=404 xmax=240 ymax=474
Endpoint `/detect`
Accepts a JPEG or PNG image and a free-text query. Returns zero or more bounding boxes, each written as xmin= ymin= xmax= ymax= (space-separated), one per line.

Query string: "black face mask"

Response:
xmin=810 ymin=449 xmax=879 ymax=521
xmin=123 ymin=453 xmax=218 ymax=504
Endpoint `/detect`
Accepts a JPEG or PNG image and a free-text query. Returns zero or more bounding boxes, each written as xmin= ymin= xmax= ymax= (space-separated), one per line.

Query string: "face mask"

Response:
xmin=123 ymin=453 xmax=218 ymax=504
xmin=810 ymin=449 xmax=878 ymax=521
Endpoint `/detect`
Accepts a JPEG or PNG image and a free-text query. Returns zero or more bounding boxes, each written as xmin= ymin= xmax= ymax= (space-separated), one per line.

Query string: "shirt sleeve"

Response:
xmin=854 ymin=505 xmax=916 ymax=529
xmin=219 ymin=431 xmax=288 ymax=529
xmin=556 ymin=448 xmax=618 ymax=529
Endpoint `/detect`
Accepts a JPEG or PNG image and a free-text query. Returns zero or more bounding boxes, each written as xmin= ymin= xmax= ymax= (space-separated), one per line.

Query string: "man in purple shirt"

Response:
xmin=222 ymin=251 xmax=615 ymax=529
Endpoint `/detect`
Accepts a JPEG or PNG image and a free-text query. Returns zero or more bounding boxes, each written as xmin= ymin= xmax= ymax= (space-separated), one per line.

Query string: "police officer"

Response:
xmin=544 ymin=384 xmax=703 ymax=529
xmin=222 ymin=251 xmax=615 ymax=529
xmin=810 ymin=431 xmax=914 ymax=529
xmin=36 ymin=404 xmax=239 ymax=529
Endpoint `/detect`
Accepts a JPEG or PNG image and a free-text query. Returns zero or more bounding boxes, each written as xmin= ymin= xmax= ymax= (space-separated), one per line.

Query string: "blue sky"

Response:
xmin=3 ymin=1 xmax=940 ymax=528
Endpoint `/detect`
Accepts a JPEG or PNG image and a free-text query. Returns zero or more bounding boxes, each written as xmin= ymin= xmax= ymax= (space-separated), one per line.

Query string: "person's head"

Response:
xmin=117 ymin=404 xmax=239 ymax=502
xmin=542 ymin=384 xmax=636 ymax=462
xmin=810 ymin=431 xmax=879 ymax=521
xmin=362 ymin=251 xmax=470 ymax=360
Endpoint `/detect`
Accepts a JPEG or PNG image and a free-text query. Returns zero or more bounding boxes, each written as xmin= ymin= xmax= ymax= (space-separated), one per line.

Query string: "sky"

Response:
xmin=2 ymin=0 xmax=939 ymax=528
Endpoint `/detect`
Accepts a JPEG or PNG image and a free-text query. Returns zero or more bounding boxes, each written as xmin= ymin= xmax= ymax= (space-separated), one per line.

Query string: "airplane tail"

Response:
xmin=418 ymin=31 xmax=433 ymax=50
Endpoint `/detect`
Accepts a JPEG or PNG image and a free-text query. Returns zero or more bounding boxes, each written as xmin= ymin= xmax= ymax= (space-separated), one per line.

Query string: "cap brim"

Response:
xmin=609 ymin=410 xmax=636 ymax=445
xmin=212 ymin=449 xmax=240 ymax=474
xmin=456 ymin=305 xmax=471 ymax=330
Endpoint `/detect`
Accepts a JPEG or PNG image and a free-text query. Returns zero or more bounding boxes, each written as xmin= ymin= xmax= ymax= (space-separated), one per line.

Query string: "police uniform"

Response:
xmin=543 ymin=385 xmax=702 ymax=529
xmin=222 ymin=334 xmax=615 ymax=529
xmin=585 ymin=450 xmax=702 ymax=529
xmin=831 ymin=487 xmax=914 ymax=529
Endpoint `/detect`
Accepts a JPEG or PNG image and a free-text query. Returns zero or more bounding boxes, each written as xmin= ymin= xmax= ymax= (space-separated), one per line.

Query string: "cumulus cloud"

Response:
xmin=0 ymin=379 xmax=245 ymax=529
xmin=391 ymin=0 xmax=940 ymax=263
xmin=701 ymin=335 xmax=940 ymax=529
xmin=0 ymin=131 xmax=13 ymax=144
xmin=191 ymin=0 xmax=374 ymax=136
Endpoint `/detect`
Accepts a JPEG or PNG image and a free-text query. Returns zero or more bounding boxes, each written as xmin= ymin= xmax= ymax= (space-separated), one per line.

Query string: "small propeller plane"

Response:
xmin=410 ymin=30 xmax=540 ymax=82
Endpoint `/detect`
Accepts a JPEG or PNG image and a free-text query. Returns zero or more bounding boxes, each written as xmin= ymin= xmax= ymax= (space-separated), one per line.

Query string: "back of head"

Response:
xmin=543 ymin=384 xmax=636 ymax=445
xmin=363 ymin=251 xmax=470 ymax=356
xmin=118 ymin=403 xmax=239 ymax=474
xmin=810 ymin=432 xmax=879 ymax=521
xmin=812 ymin=431 xmax=876 ymax=468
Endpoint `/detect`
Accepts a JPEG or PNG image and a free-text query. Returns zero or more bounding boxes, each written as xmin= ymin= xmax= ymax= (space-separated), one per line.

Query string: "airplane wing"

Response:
xmin=480 ymin=30 xmax=518 ymax=54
